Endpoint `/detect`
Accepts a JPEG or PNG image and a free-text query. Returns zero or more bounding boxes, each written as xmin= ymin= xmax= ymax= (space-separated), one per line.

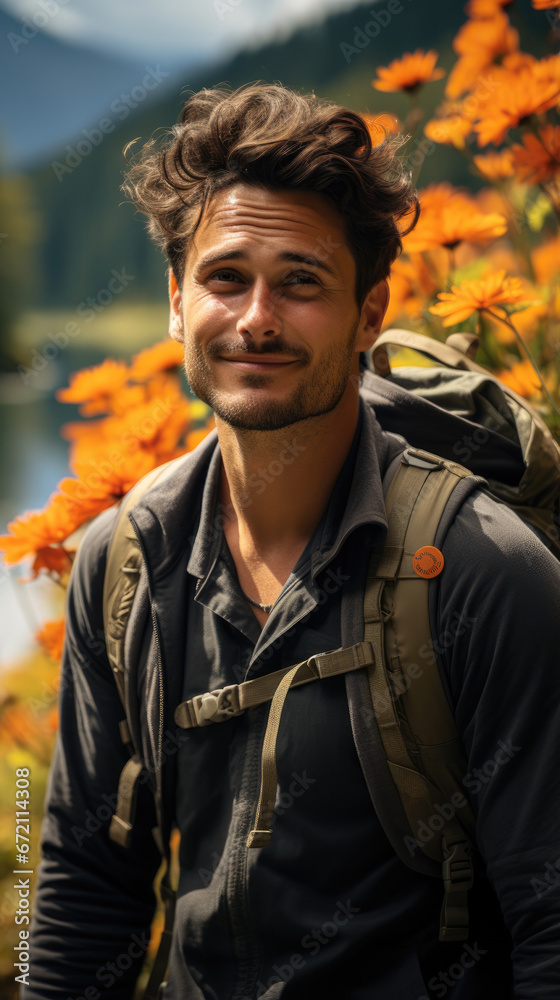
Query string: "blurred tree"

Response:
xmin=0 ymin=147 xmax=42 ymax=372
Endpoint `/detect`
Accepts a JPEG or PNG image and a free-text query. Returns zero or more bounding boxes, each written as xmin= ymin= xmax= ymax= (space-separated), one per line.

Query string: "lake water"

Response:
xmin=0 ymin=355 xmax=103 ymax=668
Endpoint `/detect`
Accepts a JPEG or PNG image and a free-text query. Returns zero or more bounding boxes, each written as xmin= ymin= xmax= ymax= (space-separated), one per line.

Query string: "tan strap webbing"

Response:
xmin=246 ymin=643 xmax=376 ymax=848
xmin=371 ymin=328 xmax=493 ymax=378
xmin=174 ymin=642 xmax=374 ymax=729
xmin=440 ymin=837 xmax=474 ymax=941
xmin=108 ymin=755 xmax=145 ymax=848
xmin=247 ymin=660 xmax=313 ymax=848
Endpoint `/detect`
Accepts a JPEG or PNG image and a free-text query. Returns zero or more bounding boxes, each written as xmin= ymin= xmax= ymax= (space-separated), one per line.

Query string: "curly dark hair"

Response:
xmin=121 ymin=82 xmax=418 ymax=306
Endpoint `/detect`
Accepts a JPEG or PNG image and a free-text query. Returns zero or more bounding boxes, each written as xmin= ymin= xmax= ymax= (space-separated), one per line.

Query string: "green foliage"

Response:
xmin=0 ymin=168 xmax=42 ymax=369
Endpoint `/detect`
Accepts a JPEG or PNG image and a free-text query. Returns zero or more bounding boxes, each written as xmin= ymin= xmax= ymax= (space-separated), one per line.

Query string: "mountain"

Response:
xmin=22 ymin=0 xmax=552 ymax=308
xmin=0 ymin=7 xmax=189 ymax=170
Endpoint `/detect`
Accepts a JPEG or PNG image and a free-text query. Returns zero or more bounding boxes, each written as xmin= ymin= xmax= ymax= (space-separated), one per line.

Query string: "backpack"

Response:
xmin=102 ymin=329 xmax=560 ymax=999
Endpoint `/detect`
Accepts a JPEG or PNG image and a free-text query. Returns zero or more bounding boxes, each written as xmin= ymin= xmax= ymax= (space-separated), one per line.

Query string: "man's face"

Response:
xmin=169 ymin=182 xmax=388 ymax=431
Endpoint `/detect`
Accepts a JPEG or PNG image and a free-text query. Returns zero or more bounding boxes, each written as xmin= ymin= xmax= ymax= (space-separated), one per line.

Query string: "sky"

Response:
xmin=0 ymin=0 xmax=362 ymax=65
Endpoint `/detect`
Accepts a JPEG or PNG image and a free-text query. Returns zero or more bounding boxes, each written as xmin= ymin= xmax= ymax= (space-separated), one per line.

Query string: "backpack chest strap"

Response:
xmin=173 ymin=641 xmax=375 ymax=729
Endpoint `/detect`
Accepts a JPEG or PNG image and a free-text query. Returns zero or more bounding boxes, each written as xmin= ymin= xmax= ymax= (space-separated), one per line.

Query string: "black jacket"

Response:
xmin=23 ymin=373 xmax=560 ymax=999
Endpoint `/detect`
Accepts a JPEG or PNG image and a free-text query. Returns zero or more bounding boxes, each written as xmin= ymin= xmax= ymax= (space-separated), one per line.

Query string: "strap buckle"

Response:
xmin=307 ymin=641 xmax=375 ymax=678
xmin=442 ymin=839 xmax=473 ymax=891
xmin=192 ymin=684 xmax=242 ymax=726
xmin=402 ymin=449 xmax=444 ymax=471
xmin=439 ymin=838 xmax=474 ymax=942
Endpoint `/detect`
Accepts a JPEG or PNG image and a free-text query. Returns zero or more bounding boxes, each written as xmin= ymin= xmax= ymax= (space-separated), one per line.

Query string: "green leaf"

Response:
xmin=526 ymin=192 xmax=553 ymax=233
xmin=503 ymin=300 xmax=543 ymax=315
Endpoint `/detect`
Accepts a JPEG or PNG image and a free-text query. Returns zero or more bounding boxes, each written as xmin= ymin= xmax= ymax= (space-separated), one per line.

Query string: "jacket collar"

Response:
xmin=130 ymin=389 xmax=406 ymax=582
xmin=129 ymin=425 xmax=219 ymax=582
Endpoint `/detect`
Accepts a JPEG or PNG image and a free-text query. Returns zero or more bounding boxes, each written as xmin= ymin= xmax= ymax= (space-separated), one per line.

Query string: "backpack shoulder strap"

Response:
xmin=103 ymin=459 xmax=174 ymax=708
xmin=365 ymin=446 xmax=483 ymax=941
xmin=102 ymin=457 xmax=181 ymax=1000
xmin=103 ymin=457 xmax=180 ymax=847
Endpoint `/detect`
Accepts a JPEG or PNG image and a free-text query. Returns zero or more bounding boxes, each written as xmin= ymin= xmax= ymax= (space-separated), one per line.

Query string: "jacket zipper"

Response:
xmin=229 ymin=706 xmax=269 ymax=1000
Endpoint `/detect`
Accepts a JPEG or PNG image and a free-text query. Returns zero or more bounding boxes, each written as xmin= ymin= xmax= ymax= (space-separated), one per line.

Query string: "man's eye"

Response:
xmin=212 ymin=270 xmax=240 ymax=282
xmin=286 ymin=273 xmax=317 ymax=285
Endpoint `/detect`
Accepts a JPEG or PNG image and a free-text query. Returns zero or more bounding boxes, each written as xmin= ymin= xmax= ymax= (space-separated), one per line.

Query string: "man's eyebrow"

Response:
xmin=193 ymin=248 xmax=337 ymax=277
xmin=280 ymin=251 xmax=337 ymax=277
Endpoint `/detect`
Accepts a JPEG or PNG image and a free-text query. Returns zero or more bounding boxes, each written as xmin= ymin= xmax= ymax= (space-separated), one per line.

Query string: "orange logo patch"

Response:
xmin=413 ymin=546 xmax=445 ymax=579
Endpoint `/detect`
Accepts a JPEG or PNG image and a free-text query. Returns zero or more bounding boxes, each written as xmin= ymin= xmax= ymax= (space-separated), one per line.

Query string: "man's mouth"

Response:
xmin=218 ymin=354 xmax=300 ymax=370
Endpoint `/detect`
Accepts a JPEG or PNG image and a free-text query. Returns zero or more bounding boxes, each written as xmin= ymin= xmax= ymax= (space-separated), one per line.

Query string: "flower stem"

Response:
xmin=481 ymin=307 xmax=560 ymax=417
xmin=447 ymin=246 xmax=456 ymax=275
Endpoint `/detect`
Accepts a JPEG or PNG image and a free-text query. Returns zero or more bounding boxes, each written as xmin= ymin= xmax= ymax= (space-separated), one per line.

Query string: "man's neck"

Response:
xmin=217 ymin=376 xmax=362 ymax=560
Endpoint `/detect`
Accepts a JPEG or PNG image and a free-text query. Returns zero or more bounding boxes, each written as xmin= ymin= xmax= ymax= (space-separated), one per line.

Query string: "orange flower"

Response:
xmin=60 ymin=380 xmax=202 ymax=509
xmin=30 ymin=545 xmax=74 ymax=582
xmin=446 ymin=10 xmax=518 ymax=98
xmin=130 ymin=338 xmax=185 ymax=381
xmin=57 ymin=359 xmax=130 ymax=416
xmin=466 ymin=0 xmax=513 ymax=14
xmin=494 ymin=359 xmax=542 ymax=397
xmin=550 ymin=284 xmax=560 ymax=319
xmin=538 ymin=52 xmax=560 ymax=87
xmin=45 ymin=706 xmax=59 ymax=733
xmin=531 ymin=0 xmax=560 ymax=8
xmin=429 ymin=270 xmax=533 ymax=325
xmin=372 ymin=49 xmax=445 ymax=93
xmin=424 ymin=115 xmax=472 ymax=149
xmin=0 ymin=699 xmax=52 ymax=757
xmin=36 ymin=618 xmax=66 ymax=662
xmin=383 ymin=252 xmax=445 ymax=329
xmin=472 ymin=65 xmax=560 ymax=146
xmin=511 ymin=125 xmax=560 ymax=185
xmin=452 ymin=10 xmax=518 ymax=59
xmin=66 ymin=451 xmax=160 ymax=506
xmin=0 ymin=476 xmax=124 ymax=566
xmin=383 ymin=266 xmax=416 ymax=330
xmin=62 ymin=372 xmax=193 ymax=469
xmin=403 ymin=185 xmax=507 ymax=253
xmin=501 ymin=52 xmax=539 ymax=73
xmin=531 ymin=236 xmax=560 ymax=286
xmin=481 ymin=274 xmax=546 ymax=342
xmin=473 ymin=149 xmax=514 ymax=180
xmin=416 ymin=182 xmax=465 ymax=212
xmin=1 ymin=353 xmax=214 ymax=569
xmin=61 ymin=415 xmax=110 ymax=454
xmin=445 ymin=55 xmax=493 ymax=100
xmin=474 ymin=186 xmax=512 ymax=218
xmin=361 ymin=113 xmax=401 ymax=147
xmin=0 ymin=494 xmax=81 ymax=565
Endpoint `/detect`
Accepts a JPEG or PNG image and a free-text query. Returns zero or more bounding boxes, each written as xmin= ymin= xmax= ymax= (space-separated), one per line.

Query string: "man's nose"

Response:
xmin=236 ymin=278 xmax=282 ymax=339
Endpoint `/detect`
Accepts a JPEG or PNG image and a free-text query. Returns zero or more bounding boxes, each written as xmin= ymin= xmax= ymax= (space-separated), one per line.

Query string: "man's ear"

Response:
xmin=168 ymin=268 xmax=184 ymax=343
xmin=354 ymin=279 xmax=389 ymax=354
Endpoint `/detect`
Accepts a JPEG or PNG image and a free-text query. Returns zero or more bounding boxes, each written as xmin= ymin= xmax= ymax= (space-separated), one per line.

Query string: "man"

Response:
xmin=25 ymin=84 xmax=560 ymax=999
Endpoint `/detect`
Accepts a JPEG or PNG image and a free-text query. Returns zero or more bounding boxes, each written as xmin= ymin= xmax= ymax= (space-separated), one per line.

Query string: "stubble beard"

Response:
xmin=183 ymin=322 xmax=359 ymax=431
